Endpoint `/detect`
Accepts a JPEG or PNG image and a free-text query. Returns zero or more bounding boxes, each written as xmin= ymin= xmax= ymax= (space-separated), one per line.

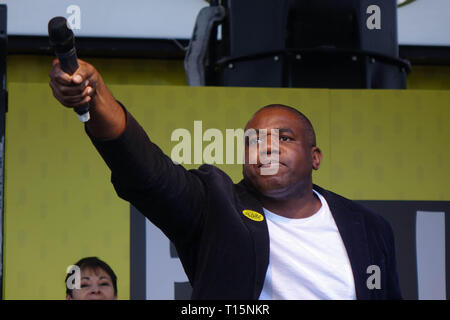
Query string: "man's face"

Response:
xmin=243 ymin=107 xmax=321 ymax=198
xmin=67 ymin=267 xmax=117 ymax=300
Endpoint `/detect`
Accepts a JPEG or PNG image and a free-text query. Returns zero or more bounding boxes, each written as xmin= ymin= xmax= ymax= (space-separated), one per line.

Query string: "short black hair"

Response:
xmin=65 ymin=256 xmax=118 ymax=297
xmin=247 ymin=104 xmax=317 ymax=147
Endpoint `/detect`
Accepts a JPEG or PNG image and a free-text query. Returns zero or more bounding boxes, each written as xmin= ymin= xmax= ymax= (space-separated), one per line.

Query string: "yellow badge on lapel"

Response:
xmin=242 ymin=210 xmax=264 ymax=222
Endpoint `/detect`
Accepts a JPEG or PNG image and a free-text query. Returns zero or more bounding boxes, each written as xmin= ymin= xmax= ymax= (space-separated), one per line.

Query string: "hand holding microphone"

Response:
xmin=48 ymin=17 xmax=126 ymax=139
xmin=48 ymin=16 xmax=96 ymax=122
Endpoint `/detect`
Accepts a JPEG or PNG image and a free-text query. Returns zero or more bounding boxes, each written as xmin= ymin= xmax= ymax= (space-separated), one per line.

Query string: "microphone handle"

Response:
xmin=56 ymin=48 xmax=90 ymax=122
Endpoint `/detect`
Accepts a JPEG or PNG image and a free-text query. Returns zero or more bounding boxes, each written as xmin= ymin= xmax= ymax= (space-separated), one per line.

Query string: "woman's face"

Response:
xmin=67 ymin=267 xmax=116 ymax=300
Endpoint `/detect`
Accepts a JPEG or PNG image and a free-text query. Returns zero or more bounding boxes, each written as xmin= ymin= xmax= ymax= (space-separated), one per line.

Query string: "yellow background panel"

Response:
xmin=330 ymin=90 xmax=450 ymax=200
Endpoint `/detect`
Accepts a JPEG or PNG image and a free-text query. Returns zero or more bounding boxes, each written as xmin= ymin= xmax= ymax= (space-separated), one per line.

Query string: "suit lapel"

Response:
xmin=315 ymin=185 xmax=372 ymax=300
xmin=235 ymin=180 xmax=270 ymax=299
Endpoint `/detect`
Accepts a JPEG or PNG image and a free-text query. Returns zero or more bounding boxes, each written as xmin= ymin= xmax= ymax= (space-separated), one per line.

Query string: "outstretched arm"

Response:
xmin=49 ymin=59 xmax=206 ymax=245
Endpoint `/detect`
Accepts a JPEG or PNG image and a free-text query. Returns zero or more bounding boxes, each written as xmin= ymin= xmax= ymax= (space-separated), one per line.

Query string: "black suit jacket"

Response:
xmin=87 ymin=107 xmax=402 ymax=300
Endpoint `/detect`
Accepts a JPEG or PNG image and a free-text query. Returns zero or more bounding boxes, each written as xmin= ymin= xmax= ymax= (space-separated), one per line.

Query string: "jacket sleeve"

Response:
xmin=85 ymin=104 xmax=206 ymax=244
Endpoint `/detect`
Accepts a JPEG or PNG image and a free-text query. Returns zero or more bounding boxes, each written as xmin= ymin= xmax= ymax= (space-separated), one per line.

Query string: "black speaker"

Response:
xmin=204 ymin=0 xmax=409 ymax=89
xmin=0 ymin=4 xmax=6 ymax=92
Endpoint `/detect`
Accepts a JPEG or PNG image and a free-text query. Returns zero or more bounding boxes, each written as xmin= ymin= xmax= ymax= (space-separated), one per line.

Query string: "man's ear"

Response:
xmin=311 ymin=146 xmax=322 ymax=170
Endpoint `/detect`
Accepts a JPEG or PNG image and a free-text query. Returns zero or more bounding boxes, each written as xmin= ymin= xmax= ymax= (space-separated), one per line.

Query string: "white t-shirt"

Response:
xmin=259 ymin=190 xmax=356 ymax=300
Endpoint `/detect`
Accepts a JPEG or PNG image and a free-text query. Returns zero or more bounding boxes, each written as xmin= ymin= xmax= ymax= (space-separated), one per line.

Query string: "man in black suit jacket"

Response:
xmin=49 ymin=59 xmax=402 ymax=299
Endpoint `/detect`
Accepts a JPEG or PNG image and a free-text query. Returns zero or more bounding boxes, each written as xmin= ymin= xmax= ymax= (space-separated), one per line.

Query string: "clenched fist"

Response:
xmin=48 ymin=58 xmax=100 ymax=108
xmin=49 ymin=58 xmax=126 ymax=140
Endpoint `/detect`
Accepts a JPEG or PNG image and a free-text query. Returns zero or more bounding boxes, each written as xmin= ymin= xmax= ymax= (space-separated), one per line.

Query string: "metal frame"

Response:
xmin=8 ymin=35 xmax=188 ymax=59
xmin=130 ymin=205 xmax=147 ymax=300
xmin=6 ymin=35 xmax=450 ymax=65
xmin=0 ymin=4 xmax=7 ymax=301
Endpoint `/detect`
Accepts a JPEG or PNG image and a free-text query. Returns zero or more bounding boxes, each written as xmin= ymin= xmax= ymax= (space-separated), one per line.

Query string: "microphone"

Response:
xmin=48 ymin=16 xmax=90 ymax=122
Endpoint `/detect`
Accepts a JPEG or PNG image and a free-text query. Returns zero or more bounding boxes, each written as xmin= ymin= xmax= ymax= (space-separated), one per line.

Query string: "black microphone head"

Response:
xmin=48 ymin=16 xmax=75 ymax=53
